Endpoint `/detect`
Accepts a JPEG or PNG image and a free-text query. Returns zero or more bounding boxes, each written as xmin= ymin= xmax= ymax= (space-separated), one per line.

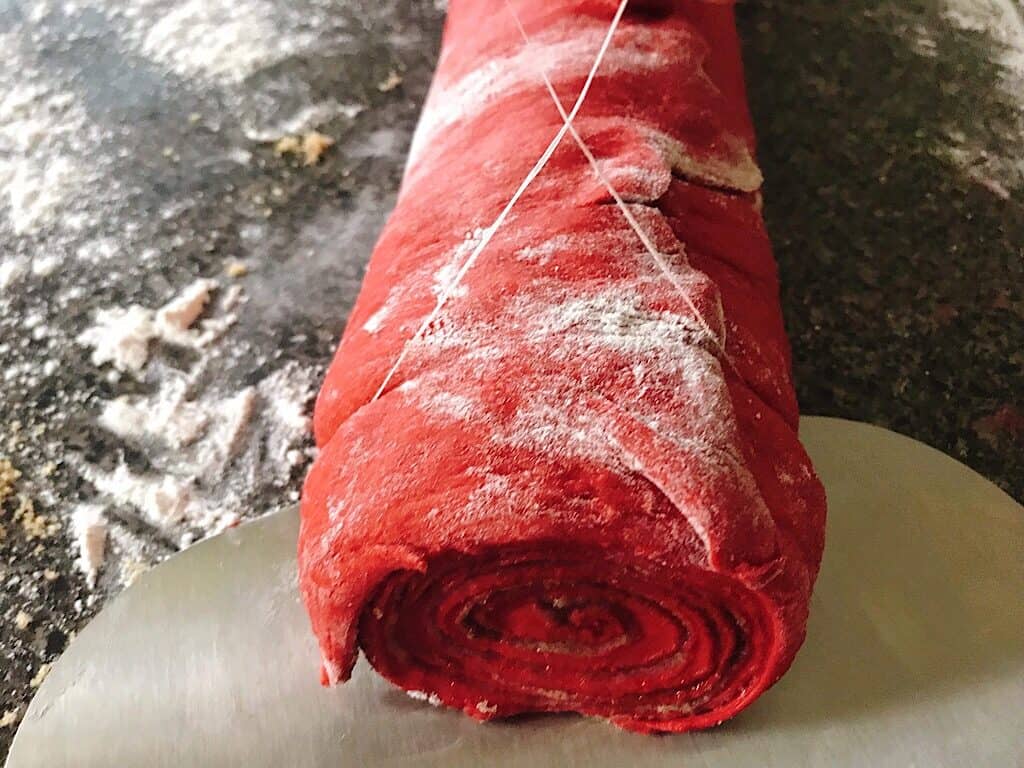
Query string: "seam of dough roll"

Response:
xmin=298 ymin=0 xmax=827 ymax=734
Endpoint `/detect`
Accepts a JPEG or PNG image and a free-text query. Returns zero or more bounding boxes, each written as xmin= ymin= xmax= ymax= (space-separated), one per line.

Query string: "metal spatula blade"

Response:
xmin=7 ymin=417 xmax=1024 ymax=767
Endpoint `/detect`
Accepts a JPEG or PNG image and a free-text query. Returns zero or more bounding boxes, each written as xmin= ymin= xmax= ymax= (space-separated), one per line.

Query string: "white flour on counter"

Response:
xmin=0 ymin=79 xmax=95 ymax=236
xmin=86 ymin=465 xmax=194 ymax=529
xmin=76 ymin=305 xmax=157 ymax=374
xmin=0 ymin=256 xmax=30 ymax=292
xmin=888 ymin=1 xmax=1024 ymax=197
xmin=77 ymin=278 xmax=239 ymax=373
xmin=115 ymin=0 xmax=367 ymax=142
xmin=941 ymin=0 xmax=1024 ymax=194
xmin=0 ymin=0 xmax=371 ymax=242
xmin=137 ymin=0 xmax=319 ymax=83
xmin=73 ymin=276 xmax=317 ymax=586
xmin=241 ymin=101 xmax=365 ymax=143
xmin=943 ymin=0 xmax=1024 ymax=79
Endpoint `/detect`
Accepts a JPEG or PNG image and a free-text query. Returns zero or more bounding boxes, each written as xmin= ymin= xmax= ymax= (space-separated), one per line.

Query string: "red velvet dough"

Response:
xmin=298 ymin=0 xmax=827 ymax=733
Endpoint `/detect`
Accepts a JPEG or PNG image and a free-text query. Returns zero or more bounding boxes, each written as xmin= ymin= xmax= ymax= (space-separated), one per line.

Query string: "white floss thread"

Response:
xmin=371 ymin=0 xmax=634 ymax=402
xmin=503 ymin=0 xmax=732 ymax=361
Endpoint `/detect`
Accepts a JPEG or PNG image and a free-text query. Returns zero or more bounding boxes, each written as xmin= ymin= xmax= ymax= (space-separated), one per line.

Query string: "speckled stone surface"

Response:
xmin=742 ymin=0 xmax=1023 ymax=503
xmin=1 ymin=0 xmax=1021 ymax=758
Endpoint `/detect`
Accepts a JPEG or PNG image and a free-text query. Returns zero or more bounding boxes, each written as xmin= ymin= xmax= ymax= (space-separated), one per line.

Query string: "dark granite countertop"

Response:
xmin=1 ymin=0 xmax=1021 ymax=758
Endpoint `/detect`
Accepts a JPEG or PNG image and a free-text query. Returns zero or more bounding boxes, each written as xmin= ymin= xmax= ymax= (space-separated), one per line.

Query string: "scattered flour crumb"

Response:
xmin=31 ymin=254 xmax=61 ymax=277
xmin=75 ymin=236 xmax=119 ymax=263
xmin=0 ymin=257 xmax=29 ymax=292
xmin=224 ymin=259 xmax=248 ymax=278
xmin=100 ymin=379 xmax=210 ymax=449
xmin=0 ymin=459 xmax=20 ymax=502
xmin=16 ymin=496 xmax=60 ymax=540
xmin=14 ymin=610 xmax=32 ymax=630
xmin=139 ymin=0 xmax=316 ymax=83
xmin=88 ymin=464 xmax=193 ymax=528
xmin=154 ymin=278 xmax=218 ymax=344
xmin=205 ymin=386 xmax=257 ymax=468
xmin=78 ymin=278 xmax=233 ymax=373
xmin=97 ymin=403 xmax=148 ymax=440
xmin=71 ymin=503 xmax=107 ymax=588
xmin=262 ymin=363 xmax=313 ymax=439
xmin=273 ymin=135 xmax=301 ymax=156
xmin=274 ymin=131 xmax=335 ymax=165
xmin=0 ymin=708 xmax=20 ymax=729
xmin=406 ymin=690 xmax=443 ymax=707
xmin=300 ymin=132 xmax=335 ymax=166
xmin=29 ymin=662 xmax=52 ymax=688
xmin=476 ymin=700 xmax=498 ymax=715
xmin=77 ymin=305 xmax=156 ymax=373
xmin=119 ymin=557 xmax=151 ymax=588
xmin=377 ymin=70 xmax=403 ymax=93
xmin=220 ymin=283 xmax=245 ymax=312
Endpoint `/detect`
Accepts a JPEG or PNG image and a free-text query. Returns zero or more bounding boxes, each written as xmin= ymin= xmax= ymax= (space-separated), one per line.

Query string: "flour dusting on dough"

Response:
xmin=70 ymin=504 xmax=108 ymax=587
xmin=362 ymin=303 xmax=391 ymax=334
xmin=407 ymin=23 xmax=667 ymax=167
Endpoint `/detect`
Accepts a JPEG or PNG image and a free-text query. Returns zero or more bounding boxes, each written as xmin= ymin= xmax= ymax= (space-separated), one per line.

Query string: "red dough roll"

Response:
xmin=299 ymin=0 xmax=827 ymax=733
